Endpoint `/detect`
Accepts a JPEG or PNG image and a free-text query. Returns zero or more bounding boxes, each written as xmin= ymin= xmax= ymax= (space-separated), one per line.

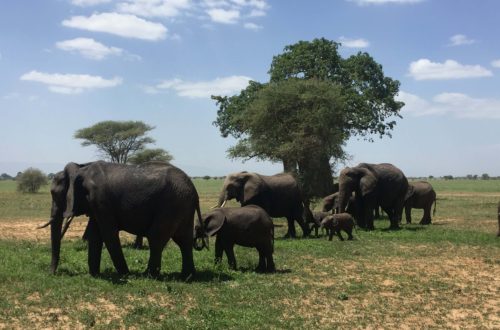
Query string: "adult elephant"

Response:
xmin=38 ymin=161 xmax=206 ymax=279
xmin=337 ymin=163 xmax=408 ymax=230
xmin=216 ymin=171 xmax=317 ymax=238
xmin=404 ymin=181 xmax=436 ymax=225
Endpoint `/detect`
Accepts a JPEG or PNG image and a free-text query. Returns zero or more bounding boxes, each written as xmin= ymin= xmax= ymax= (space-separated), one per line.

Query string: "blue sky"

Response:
xmin=1 ymin=0 xmax=500 ymax=177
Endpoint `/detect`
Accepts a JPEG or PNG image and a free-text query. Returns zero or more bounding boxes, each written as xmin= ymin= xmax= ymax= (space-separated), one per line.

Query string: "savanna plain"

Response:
xmin=0 ymin=178 xmax=499 ymax=329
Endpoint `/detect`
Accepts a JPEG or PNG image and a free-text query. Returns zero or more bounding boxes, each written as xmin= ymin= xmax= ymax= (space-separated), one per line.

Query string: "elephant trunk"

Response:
xmin=50 ymin=215 xmax=64 ymax=274
xmin=338 ymin=189 xmax=350 ymax=214
xmin=217 ymin=190 xmax=228 ymax=208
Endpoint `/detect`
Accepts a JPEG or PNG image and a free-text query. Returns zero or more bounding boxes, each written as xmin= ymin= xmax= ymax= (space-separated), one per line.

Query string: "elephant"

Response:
xmin=216 ymin=171 xmax=318 ymax=238
xmin=308 ymin=211 xmax=331 ymax=237
xmin=38 ymin=160 xmax=206 ymax=279
xmin=322 ymin=192 xmax=381 ymax=219
xmin=194 ymin=205 xmax=275 ymax=272
xmin=320 ymin=213 xmax=355 ymax=241
xmin=337 ymin=163 xmax=409 ymax=230
xmin=404 ymin=181 xmax=436 ymax=225
xmin=497 ymin=201 xmax=500 ymax=237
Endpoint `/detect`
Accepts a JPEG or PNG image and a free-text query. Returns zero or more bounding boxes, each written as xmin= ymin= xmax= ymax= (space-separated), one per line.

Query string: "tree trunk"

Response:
xmin=297 ymin=153 xmax=334 ymax=200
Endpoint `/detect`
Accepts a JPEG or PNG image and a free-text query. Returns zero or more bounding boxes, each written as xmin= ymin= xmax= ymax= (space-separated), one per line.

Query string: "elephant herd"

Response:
xmin=41 ymin=160 xmax=498 ymax=280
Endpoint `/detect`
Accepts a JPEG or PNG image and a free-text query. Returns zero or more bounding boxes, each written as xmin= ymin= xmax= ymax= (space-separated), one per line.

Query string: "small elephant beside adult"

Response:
xmin=194 ymin=205 xmax=275 ymax=272
xmin=39 ymin=160 xmax=206 ymax=279
xmin=216 ymin=171 xmax=319 ymax=238
xmin=405 ymin=181 xmax=437 ymax=225
xmin=337 ymin=163 xmax=409 ymax=230
xmin=320 ymin=213 xmax=355 ymax=241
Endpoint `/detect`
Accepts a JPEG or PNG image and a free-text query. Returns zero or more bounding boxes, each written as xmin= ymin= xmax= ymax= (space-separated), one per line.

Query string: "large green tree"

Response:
xmin=75 ymin=121 xmax=157 ymax=164
xmin=213 ymin=38 xmax=404 ymax=198
xmin=128 ymin=148 xmax=173 ymax=165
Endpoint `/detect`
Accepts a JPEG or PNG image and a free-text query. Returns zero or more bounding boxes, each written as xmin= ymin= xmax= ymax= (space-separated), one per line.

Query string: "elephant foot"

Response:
xmin=283 ymin=233 xmax=296 ymax=239
xmin=181 ymin=270 xmax=195 ymax=282
xmin=419 ymin=220 xmax=431 ymax=225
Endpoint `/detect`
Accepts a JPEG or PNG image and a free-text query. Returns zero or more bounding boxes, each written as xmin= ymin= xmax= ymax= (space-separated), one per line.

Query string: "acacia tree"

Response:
xmin=213 ymin=38 xmax=403 ymax=198
xmin=75 ymin=121 xmax=156 ymax=164
xmin=128 ymin=148 xmax=173 ymax=165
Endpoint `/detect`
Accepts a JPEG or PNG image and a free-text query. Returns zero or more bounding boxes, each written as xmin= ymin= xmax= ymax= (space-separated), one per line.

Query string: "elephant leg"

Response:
xmin=365 ymin=207 xmax=375 ymax=230
xmin=172 ymin=231 xmax=196 ymax=280
xmin=346 ymin=229 xmax=353 ymax=240
xmin=225 ymin=244 xmax=237 ymax=270
xmin=145 ymin=237 xmax=168 ymax=277
xmin=405 ymin=205 xmax=412 ymax=224
xmin=98 ymin=223 xmax=129 ymax=275
xmin=328 ymin=229 xmax=334 ymax=241
xmin=374 ymin=207 xmax=380 ymax=219
xmin=132 ymin=236 xmax=144 ymax=249
xmin=266 ymin=252 xmax=276 ymax=273
xmin=214 ymin=236 xmax=223 ymax=264
xmin=86 ymin=218 xmax=103 ymax=276
xmin=285 ymin=217 xmax=297 ymax=238
xmin=420 ymin=205 xmax=432 ymax=225
xmin=336 ymin=230 xmax=344 ymax=241
xmin=256 ymin=247 xmax=266 ymax=272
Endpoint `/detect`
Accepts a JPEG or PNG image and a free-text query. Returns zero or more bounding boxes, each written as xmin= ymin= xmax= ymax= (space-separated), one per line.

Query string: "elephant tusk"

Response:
xmin=210 ymin=204 xmax=219 ymax=209
xmin=36 ymin=219 xmax=53 ymax=229
xmin=60 ymin=216 xmax=75 ymax=239
xmin=220 ymin=200 xmax=227 ymax=208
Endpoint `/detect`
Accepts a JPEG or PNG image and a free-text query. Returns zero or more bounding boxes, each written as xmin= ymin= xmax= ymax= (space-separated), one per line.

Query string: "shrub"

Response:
xmin=16 ymin=168 xmax=48 ymax=193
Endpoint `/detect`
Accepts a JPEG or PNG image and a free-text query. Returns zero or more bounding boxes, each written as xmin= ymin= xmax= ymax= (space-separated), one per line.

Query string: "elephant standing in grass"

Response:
xmin=337 ymin=163 xmax=408 ymax=230
xmin=38 ymin=161 xmax=206 ymax=279
xmin=194 ymin=205 xmax=275 ymax=272
xmin=404 ymin=181 xmax=436 ymax=225
xmin=216 ymin=171 xmax=318 ymax=238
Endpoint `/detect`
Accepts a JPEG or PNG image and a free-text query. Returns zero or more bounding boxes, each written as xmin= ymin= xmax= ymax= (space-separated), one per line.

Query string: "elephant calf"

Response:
xmin=194 ymin=205 xmax=275 ymax=273
xmin=405 ymin=181 xmax=436 ymax=225
xmin=308 ymin=211 xmax=331 ymax=237
xmin=320 ymin=213 xmax=355 ymax=241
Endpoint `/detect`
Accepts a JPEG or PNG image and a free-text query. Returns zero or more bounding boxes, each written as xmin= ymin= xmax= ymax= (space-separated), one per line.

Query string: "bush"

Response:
xmin=16 ymin=168 xmax=48 ymax=193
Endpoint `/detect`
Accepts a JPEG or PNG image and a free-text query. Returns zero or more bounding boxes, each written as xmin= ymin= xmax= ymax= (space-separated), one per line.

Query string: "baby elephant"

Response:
xmin=194 ymin=205 xmax=275 ymax=273
xmin=320 ymin=213 xmax=355 ymax=241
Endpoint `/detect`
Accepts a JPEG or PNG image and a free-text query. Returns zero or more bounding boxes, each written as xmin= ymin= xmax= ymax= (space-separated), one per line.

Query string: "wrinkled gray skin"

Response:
xmin=320 ymin=213 xmax=355 ymax=241
xmin=216 ymin=171 xmax=317 ymax=238
xmin=194 ymin=205 xmax=275 ymax=272
xmin=40 ymin=161 xmax=205 ymax=279
xmin=337 ymin=163 xmax=409 ymax=230
xmin=404 ymin=181 xmax=437 ymax=225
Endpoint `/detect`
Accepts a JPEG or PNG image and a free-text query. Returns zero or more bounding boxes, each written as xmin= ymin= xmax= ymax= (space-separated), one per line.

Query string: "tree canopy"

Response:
xmin=17 ymin=168 xmax=48 ymax=193
xmin=213 ymin=38 xmax=404 ymax=198
xmin=128 ymin=148 xmax=174 ymax=165
xmin=74 ymin=121 xmax=157 ymax=164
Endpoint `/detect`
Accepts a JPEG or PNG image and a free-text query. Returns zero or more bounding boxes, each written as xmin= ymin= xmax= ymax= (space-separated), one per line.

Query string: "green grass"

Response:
xmin=0 ymin=179 xmax=499 ymax=328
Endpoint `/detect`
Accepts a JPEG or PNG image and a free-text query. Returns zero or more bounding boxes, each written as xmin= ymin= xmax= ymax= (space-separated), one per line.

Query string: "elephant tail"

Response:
xmin=271 ymin=224 xmax=275 ymax=253
xmin=433 ymin=198 xmax=437 ymax=216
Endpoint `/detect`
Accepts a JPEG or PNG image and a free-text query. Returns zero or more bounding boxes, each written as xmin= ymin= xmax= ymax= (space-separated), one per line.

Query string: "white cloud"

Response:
xmin=491 ymin=59 xmax=500 ymax=68
xmin=62 ymin=12 xmax=167 ymax=41
xmin=448 ymin=34 xmax=475 ymax=46
xmin=71 ymin=0 xmax=111 ymax=6
xmin=408 ymin=59 xmax=493 ymax=80
xmin=117 ymin=0 xmax=192 ymax=18
xmin=244 ymin=22 xmax=262 ymax=30
xmin=20 ymin=71 xmax=122 ymax=94
xmin=206 ymin=8 xmax=240 ymax=24
xmin=56 ymin=38 xmax=123 ymax=60
xmin=339 ymin=36 xmax=369 ymax=48
xmin=248 ymin=9 xmax=266 ymax=17
xmin=146 ymin=75 xmax=251 ymax=98
xmin=398 ymin=91 xmax=500 ymax=119
xmin=350 ymin=0 xmax=423 ymax=5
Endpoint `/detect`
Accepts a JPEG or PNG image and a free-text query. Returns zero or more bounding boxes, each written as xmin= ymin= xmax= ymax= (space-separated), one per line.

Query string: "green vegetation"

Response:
xmin=0 ymin=179 xmax=499 ymax=328
xmin=213 ymin=38 xmax=403 ymax=198
xmin=16 ymin=168 xmax=48 ymax=194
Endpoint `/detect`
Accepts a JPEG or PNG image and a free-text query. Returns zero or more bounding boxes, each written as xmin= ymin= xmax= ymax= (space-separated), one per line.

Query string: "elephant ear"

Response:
xmin=63 ymin=163 xmax=91 ymax=218
xmin=243 ymin=173 xmax=264 ymax=203
xmin=405 ymin=184 xmax=415 ymax=201
xmin=204 ymin=213 xmax=226 ymax=237
xmin=359 ymin=170 xmax=377 ymax=196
